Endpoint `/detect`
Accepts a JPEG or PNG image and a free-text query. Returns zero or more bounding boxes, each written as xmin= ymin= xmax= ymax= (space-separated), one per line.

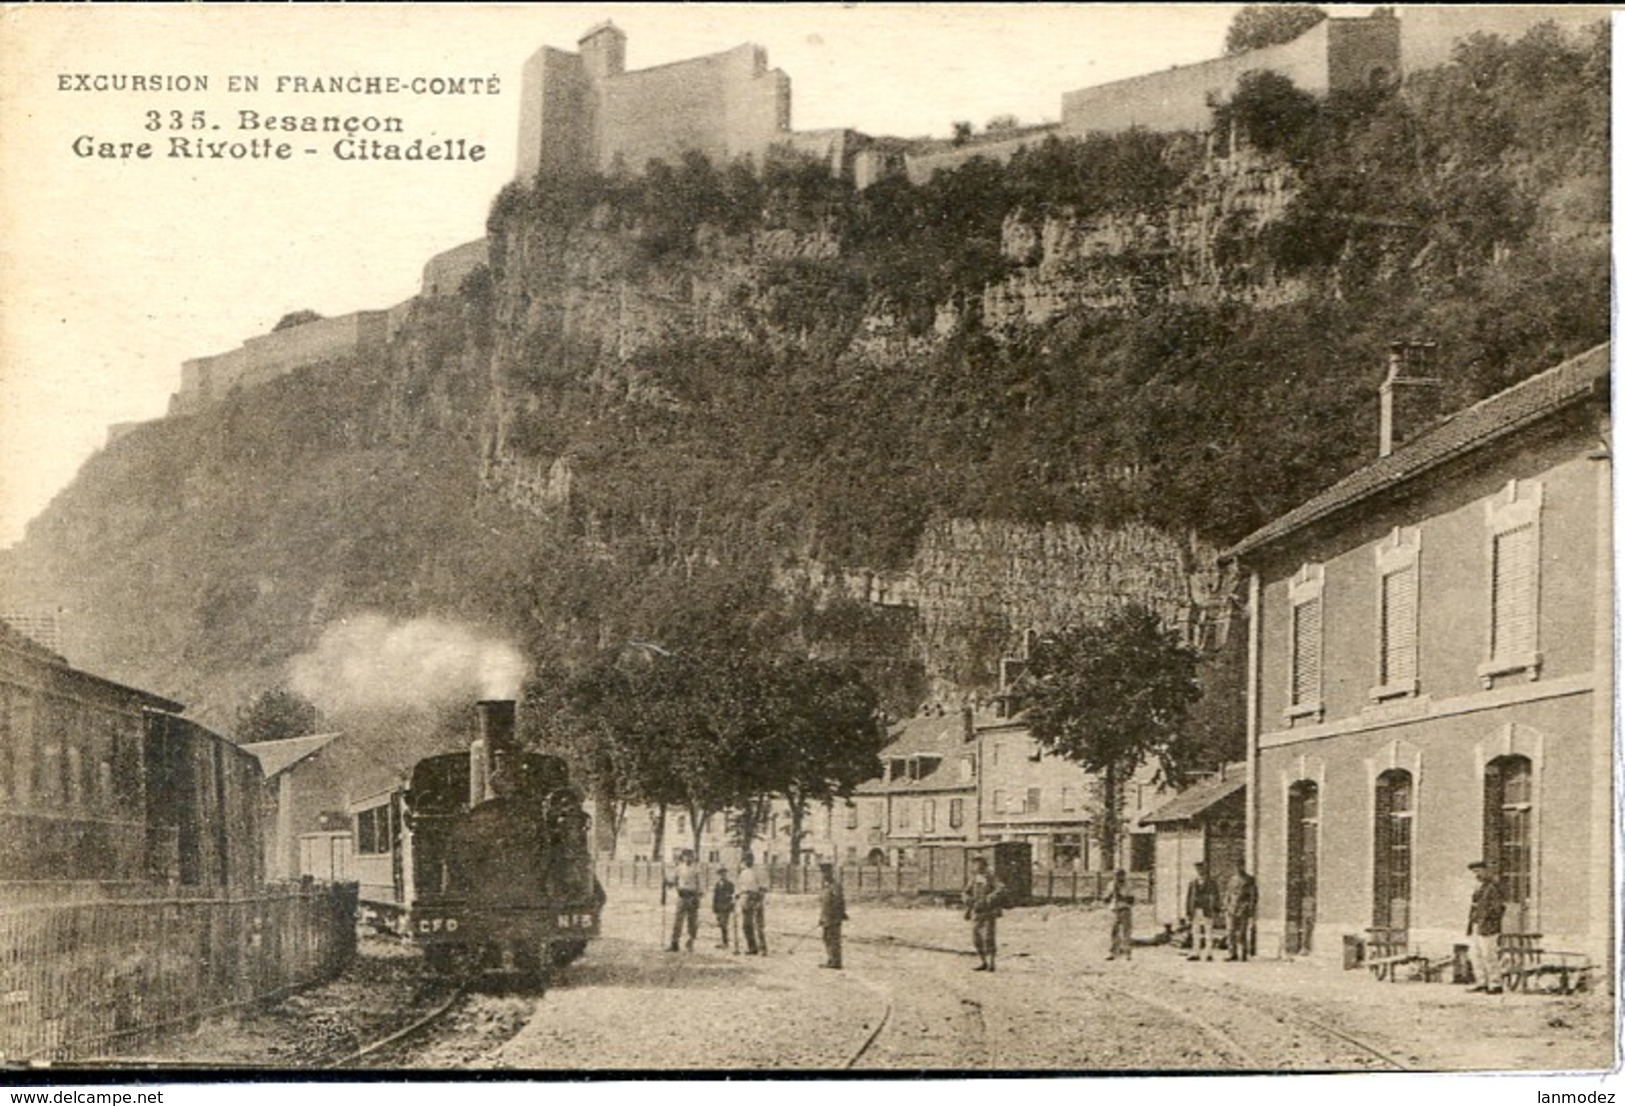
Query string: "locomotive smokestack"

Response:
xmin=471 ymin=699 xmax=517 ymax=804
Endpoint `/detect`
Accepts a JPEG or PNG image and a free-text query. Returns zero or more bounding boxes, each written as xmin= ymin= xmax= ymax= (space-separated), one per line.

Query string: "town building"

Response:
xmin=1224 ymin=342 xmax=1613 ymax=969
xmin=840 ymin=709 xmax=978 ymax=867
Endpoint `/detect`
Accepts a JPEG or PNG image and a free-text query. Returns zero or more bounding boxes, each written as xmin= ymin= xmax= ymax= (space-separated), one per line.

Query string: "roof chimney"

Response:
xmin=1379 ymin=341 xmax=1442 ymax=457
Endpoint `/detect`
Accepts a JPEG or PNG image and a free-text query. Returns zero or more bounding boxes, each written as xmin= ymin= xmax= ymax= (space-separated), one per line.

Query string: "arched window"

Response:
xmin=1286 ymin=780 xmax=1320 ymax=954
xmin=1484 ymin=755 xmax=1534 ymax=932
xmin=1373 ymin=769 xmax=1413 ymax=929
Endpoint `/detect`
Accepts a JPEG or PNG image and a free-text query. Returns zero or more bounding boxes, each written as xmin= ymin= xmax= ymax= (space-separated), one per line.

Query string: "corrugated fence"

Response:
xmin=0 ymin=881 xmax=357 ymax=1062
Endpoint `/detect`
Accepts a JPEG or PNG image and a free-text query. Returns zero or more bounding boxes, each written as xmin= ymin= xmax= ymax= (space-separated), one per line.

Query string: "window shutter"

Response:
xmin=1292 ymin=597 xmax=1322 ymax=705
xmin=1381 ymin=564 xmax=1417 ymax=685
xmin=1492 ymin=524 xmax=1536 ymax=659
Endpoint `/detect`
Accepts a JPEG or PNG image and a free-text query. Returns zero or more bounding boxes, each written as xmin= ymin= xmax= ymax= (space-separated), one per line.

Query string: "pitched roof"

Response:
xmin=881 ymin=712 xmax=971 ymax=757
xmin=1139 ymin=763 xmax=1247 ymax=825
xmin=243 ymin=732 xmax=343 ymax=779
xmin=1225 ymin=343 xmax=1611 ymax=561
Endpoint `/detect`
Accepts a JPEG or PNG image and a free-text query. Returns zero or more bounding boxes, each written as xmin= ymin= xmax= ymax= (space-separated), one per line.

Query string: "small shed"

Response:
xmin=244 ymin=732 xmax=344 ymax=881
xmin=1139 ymin=763 xmax=1247 ymax=929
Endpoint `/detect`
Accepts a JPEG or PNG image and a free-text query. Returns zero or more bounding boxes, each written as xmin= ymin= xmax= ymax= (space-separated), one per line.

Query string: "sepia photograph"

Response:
xmin=0 ymin=2 xmax=1617 ymax=1084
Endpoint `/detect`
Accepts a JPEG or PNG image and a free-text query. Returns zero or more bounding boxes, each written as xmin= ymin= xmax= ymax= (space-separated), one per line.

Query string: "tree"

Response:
xmin=272 ymin=309 xmax=323 ymax=332
xmin=235 ymin=687 xmax=321 ymax=744
xmin=1213 ymin=70 xmax=1322 ymax=161
xmin=1224 ymin=4 xmax=1326 ymax=54
xmin=760 ymin=657 xmax=884 ymax=865
xmin=1022 ymin=604 xmax=1201 ymax=868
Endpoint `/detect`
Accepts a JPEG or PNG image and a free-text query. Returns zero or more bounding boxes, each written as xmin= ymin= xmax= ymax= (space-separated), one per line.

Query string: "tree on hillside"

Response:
xmin=1021 ymin=604 xmax=1201 ymax=869
xmin=235 ymin=687 xmax=321 ymax=744
xmin=1224 ymin=4 xmax=1326 ymax=54
xmin=272 ymin=309 xmax=323 ymax=332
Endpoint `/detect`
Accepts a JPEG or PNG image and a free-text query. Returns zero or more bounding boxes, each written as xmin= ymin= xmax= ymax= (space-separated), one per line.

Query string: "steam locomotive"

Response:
xmin=350 ymin=700 xmax=603 ymax=984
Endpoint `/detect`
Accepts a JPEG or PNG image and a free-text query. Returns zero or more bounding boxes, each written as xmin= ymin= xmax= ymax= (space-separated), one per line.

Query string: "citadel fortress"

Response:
xmin=157 ymin=6 xmax=1603 ymax=424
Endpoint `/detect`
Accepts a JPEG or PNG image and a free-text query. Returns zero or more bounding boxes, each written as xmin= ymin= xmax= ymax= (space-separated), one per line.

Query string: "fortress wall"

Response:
xmin=1061 ymin=21 xmax=1334 ymax=135
xmin=422 ymin=239 xmax=489 ymax=297
xmin=598 ymin=51 xmax=734 ymax=172
xmin=1326 ymin=15 xmax=1401 ymax=91
xmin=238 ymin=310 xmax=388 ymax=386
xmin=173 ymin=347 xmax=250 ymax=414
xmin=516 ymin=47 xmax=590 ymax=181
xmin=777 ymin=129 xmax=855 ymax=176
xmin=904 ymin=127 xmax=1060 ymax=186
xmin=722 ymin=47 xmax=791 ymax=164
xmin=597 ymin=44 xmax=789 ymax=173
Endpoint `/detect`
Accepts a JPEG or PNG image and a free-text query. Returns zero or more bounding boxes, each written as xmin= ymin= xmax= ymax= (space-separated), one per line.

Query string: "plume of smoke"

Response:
xmin=290 ymin=612 xmax=528 ymax=718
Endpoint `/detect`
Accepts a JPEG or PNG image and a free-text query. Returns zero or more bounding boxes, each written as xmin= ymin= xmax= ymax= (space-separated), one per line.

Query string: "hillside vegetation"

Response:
xmin=0 ymin=22 xmax=1608 ymax=727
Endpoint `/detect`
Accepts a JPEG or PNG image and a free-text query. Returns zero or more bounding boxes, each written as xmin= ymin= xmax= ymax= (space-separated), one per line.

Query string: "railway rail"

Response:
xmin=798 ymin=926 xmax=1413 ymax=1072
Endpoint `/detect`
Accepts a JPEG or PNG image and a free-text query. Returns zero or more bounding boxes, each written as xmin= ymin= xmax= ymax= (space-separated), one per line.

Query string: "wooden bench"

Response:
xmin=1365 ymin=928 xmax=1433 ymax=982
xmin=1498 ymin=933 xmax=1594 ymax=995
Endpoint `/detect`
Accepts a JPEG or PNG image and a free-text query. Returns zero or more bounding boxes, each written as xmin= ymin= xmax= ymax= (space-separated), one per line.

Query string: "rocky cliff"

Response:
xmin=1 ymin=27 xmax=1607 ymax=729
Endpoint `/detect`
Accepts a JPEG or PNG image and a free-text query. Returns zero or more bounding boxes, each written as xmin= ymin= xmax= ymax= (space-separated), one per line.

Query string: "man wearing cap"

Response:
xmin=1466 ymin=860 xmax=1506 ymax=993
xmin=817 ymin=861 xmax=848 ymax=969
xmin=1185 ymin=860 xmax=1221 ymax=961
xmin=964 ymin=855 xmax=1006 ymax=972
xmin=712 ymin=865 xmax=736 ymax=949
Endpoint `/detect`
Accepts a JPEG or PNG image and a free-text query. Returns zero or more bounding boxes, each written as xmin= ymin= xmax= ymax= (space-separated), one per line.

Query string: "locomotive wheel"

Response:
xmin=550 ymin=939 xmax=588 ymax=968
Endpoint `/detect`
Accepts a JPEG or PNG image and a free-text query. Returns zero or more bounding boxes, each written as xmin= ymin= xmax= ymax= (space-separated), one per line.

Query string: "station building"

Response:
xmin=1225 ymin=343 xmax=1613 ymax=969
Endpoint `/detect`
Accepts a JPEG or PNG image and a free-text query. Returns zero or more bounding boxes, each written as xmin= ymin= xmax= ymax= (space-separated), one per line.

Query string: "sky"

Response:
xmin=0 ymin=2 xmax=1377 ymax=548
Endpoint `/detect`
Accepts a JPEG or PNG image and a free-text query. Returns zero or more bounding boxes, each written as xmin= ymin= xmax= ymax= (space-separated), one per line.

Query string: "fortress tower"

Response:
xmin=514 ymin=22 xmax=791 ymax=182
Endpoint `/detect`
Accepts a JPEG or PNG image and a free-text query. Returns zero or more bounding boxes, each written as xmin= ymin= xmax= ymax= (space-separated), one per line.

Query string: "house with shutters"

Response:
xmin=1223 ymin=342 xmax=1613 ymax=970
xmin=836 ymin=709 xmax=980 ymax=867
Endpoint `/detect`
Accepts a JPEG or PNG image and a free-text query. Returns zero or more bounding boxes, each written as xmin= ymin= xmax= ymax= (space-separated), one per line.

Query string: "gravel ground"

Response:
xmin=98 ymin=891 xmax=1615 ymax=1073
xmin=489 ymin=889 xmax=1614 ymax=1073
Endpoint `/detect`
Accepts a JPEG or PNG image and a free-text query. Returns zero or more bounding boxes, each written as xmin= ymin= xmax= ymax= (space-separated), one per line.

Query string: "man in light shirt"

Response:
xmin=735 ymin=851 xmax=766 ymax=955
xmin=666 ymin=849 xmax=701 ymax=952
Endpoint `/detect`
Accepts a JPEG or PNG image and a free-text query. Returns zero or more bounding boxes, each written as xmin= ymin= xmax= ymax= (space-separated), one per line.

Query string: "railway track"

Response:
xmin=324 ymin=983 xmax=466 ymax=1069
xmin=814 ymin=928 xmax=1411 ymax=1072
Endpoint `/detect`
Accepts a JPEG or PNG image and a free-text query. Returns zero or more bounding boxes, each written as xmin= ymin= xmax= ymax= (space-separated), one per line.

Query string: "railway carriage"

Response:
xmin=349 ymin=700 xmax=602 ymax=983
xmin=0 ymin=619 xmax=262 ymax=892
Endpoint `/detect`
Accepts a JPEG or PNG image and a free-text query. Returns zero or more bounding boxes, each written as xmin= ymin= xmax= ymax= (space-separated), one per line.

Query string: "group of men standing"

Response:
xmin=667 ymin=849 xmax=766 ymax=955
xmin=664 ymin=852 xmax=1509 ymax=991
xmin=1182 ymin=860 xmax=1258 ymax=962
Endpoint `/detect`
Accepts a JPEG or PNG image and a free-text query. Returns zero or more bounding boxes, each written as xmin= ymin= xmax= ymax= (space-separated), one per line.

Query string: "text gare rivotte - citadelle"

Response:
xmin=71 ymin=109 xmax=486 ymax=162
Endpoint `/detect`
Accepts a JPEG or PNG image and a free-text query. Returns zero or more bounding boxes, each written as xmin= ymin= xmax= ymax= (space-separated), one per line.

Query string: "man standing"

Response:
xmin=1223 ymin=865 xmax=1258 ymax=962
xmin=964 ymin=855 xmax=1005 ymax=972
xmin=1105 ymin=869 xmax=1135 ymax=961
xmin=1185 ymin=860 xmax=1220 ymax=961
xmin=712 ymin=865 xmax=736 ymax=948
xmin=666 ymin=849 xmax=701 ymax=952
xmin=818 ymin=861 xmax=848 ymax=969
xmin=736 ymin=851 xmax=765 ymax=955
xmin=1466 ymin=860 xmax=1506 ymax=994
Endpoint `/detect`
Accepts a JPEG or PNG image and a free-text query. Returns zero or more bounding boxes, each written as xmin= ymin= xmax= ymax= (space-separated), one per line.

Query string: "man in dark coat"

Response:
xmin=1466 ymin=860 xmax=1506 ymax=993
xmin=818 ymin=861 xmax=848 ymax=969
xmin=1223 ymin=866 xmax=1258 ymax=961
xmin=964 ymin=855 xmax=1006 ymax=972
xmin=1105 ymin=868 xmax=1135 ymax=961
xmin=712 ymin=866 xmax=736 ymax=948
xmin=1184 ymin=860 xmax=1221 ymax=961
